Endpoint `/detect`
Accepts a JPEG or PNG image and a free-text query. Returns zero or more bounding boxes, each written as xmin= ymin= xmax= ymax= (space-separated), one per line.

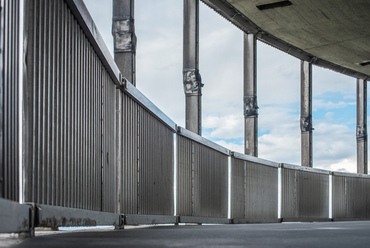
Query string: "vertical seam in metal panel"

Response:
xmin=3 ymin=0 xmax=8 ymax=199
xmin=191 ymin=140 xmax=194 ymax=216
xmin=0 ymin=0 xmax=4 ymax=200
xmin=100 ymin=57 xmax=102 ymax=211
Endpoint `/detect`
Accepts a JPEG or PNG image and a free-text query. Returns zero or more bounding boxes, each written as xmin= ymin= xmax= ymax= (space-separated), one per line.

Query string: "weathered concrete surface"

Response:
xmin=12 ymin=221 xmax=370 ymax=248
xmin=202 ymin=0 xmax=370 ymax=78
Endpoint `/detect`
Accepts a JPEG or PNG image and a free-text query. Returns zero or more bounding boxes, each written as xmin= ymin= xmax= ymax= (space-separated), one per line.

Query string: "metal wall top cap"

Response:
xmin=177 ymin=127 xmax=230 ymax=156
xmin=231 ymin=152 xmax=279 ymax=168
xmin=331 ymin=171 xmax=370 ymax=179
xmin=65 ymin=0 xmax=121 ymax=85
xmin=280 ymin=163 xmax=330 ymax=175
xmin=123 ymin=82 xmax=177 ymax=132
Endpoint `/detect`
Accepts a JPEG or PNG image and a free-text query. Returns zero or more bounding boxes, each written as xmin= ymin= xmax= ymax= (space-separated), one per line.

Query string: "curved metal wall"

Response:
xmin=1 ymin=0 xmax=20 ymax=201
xmin=117 ymin=92 xmax=138 ymax=214
xmin=138 ymin=104 xmax=174 ymax=215
xmin=230 ymin=158 xmax=245 ymax=219
xmin=332 ymin=172 xmax=370 ymax=220
xmin=281 ymin=165 xmax=329 ymax=221
xmin=231 ymin=153 xmax=278 ymax=223
xmin=3 ymin=0 xmax=370 ymax=228
xmin=23 ymin=0 xmax=116 ymax=212
xmin=177 ymin=134 xmax=228 ymax=218
xmin=102 ymin=69 xmax=117 ymax=213
xmin=117 ymin=91 xmax=174 ymax=215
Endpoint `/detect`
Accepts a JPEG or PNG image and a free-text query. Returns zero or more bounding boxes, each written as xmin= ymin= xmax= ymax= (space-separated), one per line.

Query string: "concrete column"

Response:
xmin=112 ymin=0 xmax=136 ymax=86
xmin=300 ymin=61 xmax=313 ymax=167
xmin=356 ymin=78 xmax=368 ymax=174
xmin=243 ymin=33 xmax=258 ymax=157
xmin=183 ymin=0 xmax=202 ymax=135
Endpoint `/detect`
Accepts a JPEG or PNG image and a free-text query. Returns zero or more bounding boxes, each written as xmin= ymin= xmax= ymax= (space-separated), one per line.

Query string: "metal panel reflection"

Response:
xmin=281 ymin=164 xmax=329 ymax=221
xmin=117 ymin=90 xmax=174 ymax=216
xmin=23 ymin=0 xmax=117 ymax=212
xmin=230 ymin=157 xmax=245 ymax=219
xmin=177 ymin=128 xmax=229 ymax=219
xmin=231 ymin=152 xmax=278 ymax=223
xmin=1 ymin=0 xmax=20 ymax=201
xmin=332 ymin=172 xmax=370 ymax=220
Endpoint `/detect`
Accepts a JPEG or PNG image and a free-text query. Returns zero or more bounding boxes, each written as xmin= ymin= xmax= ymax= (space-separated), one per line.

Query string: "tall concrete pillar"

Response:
xmin=356 ymin=78 xmax=367 ymax=174
xmin=112 ymin=0 xmax=136 ymax=86
xmin=183 ymin=0 xmax=202 ymax=135
xmin=300 ymin=61 xmax=313 ymax=167
xmin=243 ymin=33 xmax=258 ymax=157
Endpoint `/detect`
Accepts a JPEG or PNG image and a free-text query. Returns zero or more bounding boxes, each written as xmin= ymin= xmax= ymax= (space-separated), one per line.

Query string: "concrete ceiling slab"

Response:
xmin=202 ymin=0 xmax=370 ymax=78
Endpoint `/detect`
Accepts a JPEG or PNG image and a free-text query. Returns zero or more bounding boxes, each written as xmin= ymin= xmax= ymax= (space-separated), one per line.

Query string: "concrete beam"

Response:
xmin=183 ymin=0 xmax=202 ymax=135
xmin=356 ymin=78 xmax=367 ymax=174
xmin=300 ymin=61 xmax=313 ymax=167
xmin=112 ymin=0 xmax=136 ymax=86
xmin=243 ymin=33 xmax=258 ymax=157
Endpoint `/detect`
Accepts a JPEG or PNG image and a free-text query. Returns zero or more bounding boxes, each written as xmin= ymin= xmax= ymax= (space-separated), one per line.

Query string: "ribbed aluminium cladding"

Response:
xmin=177 ymin=135 xmax=228 ymax=218
xmin=117 ymin=92 xmax=174 ymax=215
xmin=137 ymin=104 xmax=174 ymax=215
xmin=23 ymin=0 xmax=116 ymax=212
xmin=332 ymin=173 xmax=370 ymax=219
xmin=231 ymin=155 xmax=278 ymax=222
xmin=230 ymin=158 xmax=245 ymax=219
xmin=281 ymin=166 xmax=329 ymax=220
xmin=4 ymin=0 xmax=370 ymax=226
xmin=1 ymin=0 xmax=20 ymax=201
xmin=176 ymin=135 xmax=193 ymax=216
xmin=117 ymin=93 xmax=138 ymax=214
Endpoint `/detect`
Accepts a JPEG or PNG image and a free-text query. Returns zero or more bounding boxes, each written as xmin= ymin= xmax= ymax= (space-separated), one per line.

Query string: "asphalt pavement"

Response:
xmin=10 ymin=221 xmax=370 ymax=247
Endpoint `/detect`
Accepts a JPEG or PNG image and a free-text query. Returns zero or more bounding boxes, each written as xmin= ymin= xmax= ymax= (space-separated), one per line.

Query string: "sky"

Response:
xmin=84 ymin=0 xmax=367 ymax=173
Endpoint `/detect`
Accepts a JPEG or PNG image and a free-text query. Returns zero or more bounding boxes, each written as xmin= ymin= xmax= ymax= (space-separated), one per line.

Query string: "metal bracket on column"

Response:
xmin=244 ymin=96 xmax=258 ymax=117
xmin=300 ymin=115 xmax=313 ymax=132
xmin=356 ymin=123 xmax=367 ymax=140
xmin=112 ymin=16 xmax=137 ymax=53
xmin=183 ymin=68 xmax=203 ymax=95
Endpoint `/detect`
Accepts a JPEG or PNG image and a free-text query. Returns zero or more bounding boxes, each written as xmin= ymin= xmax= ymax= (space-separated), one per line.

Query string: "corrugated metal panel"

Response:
xmin=23 ymin=0 xmax=117 ymax=211
xmin=138 ymin=105 xmax=174 ymax=215
xmin=176 ymin=135 xmax=193 ymax=216
xmin=366 ymin=178 xmax=370 ymax=218
xmin=281 ymin=167 xmax=297 ymax=218
xmin=118 ymin=92 xmax=138 ymax=214
xmin=332 ymin=175 xmax=346 ymax=218
xmin=332 ymin=173 xmax=370 ymax=219
xmin=230 ymin=158 xmax=245 ymax=219
xmin=1 ymin=0 xmax=20 ymax=201
xmin=101 ymin=68 xmax=117 ymax=213
xmin=245 ymin=161 xmax=278 ymax=220
xmin=117 ymin=90 xmax=174 ymax=216
xmin=177 ymin=134 xmax=228 ymax=218
xmin=193 ymin=141 xmax=228 ymax=218
xmin=231 ymin=154 xmax=278 ymax=221
xmin=281 ymin=165 xmax=329 ymax=220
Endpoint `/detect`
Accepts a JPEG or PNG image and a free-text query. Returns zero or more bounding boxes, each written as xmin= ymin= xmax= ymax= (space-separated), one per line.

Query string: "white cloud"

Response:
xmin=317 ymin=158 xmax=357 ymax=173
xmin=213 ymin=140 xmax=244 ymax=154
xmin=313 ymin=66 xmax=356 ymax=97
xmin=203 ymin=114 xmax=244 ymax=139
xmin=259 ymin=132 xmax=301 ymax=164
xmin=313 ymin=99 xmax=355 ymax=111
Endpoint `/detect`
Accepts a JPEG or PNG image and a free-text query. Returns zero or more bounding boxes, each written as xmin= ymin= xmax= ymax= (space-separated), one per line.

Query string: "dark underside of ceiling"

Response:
xmin=202 ymin=0 xmax=370 ymax=79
